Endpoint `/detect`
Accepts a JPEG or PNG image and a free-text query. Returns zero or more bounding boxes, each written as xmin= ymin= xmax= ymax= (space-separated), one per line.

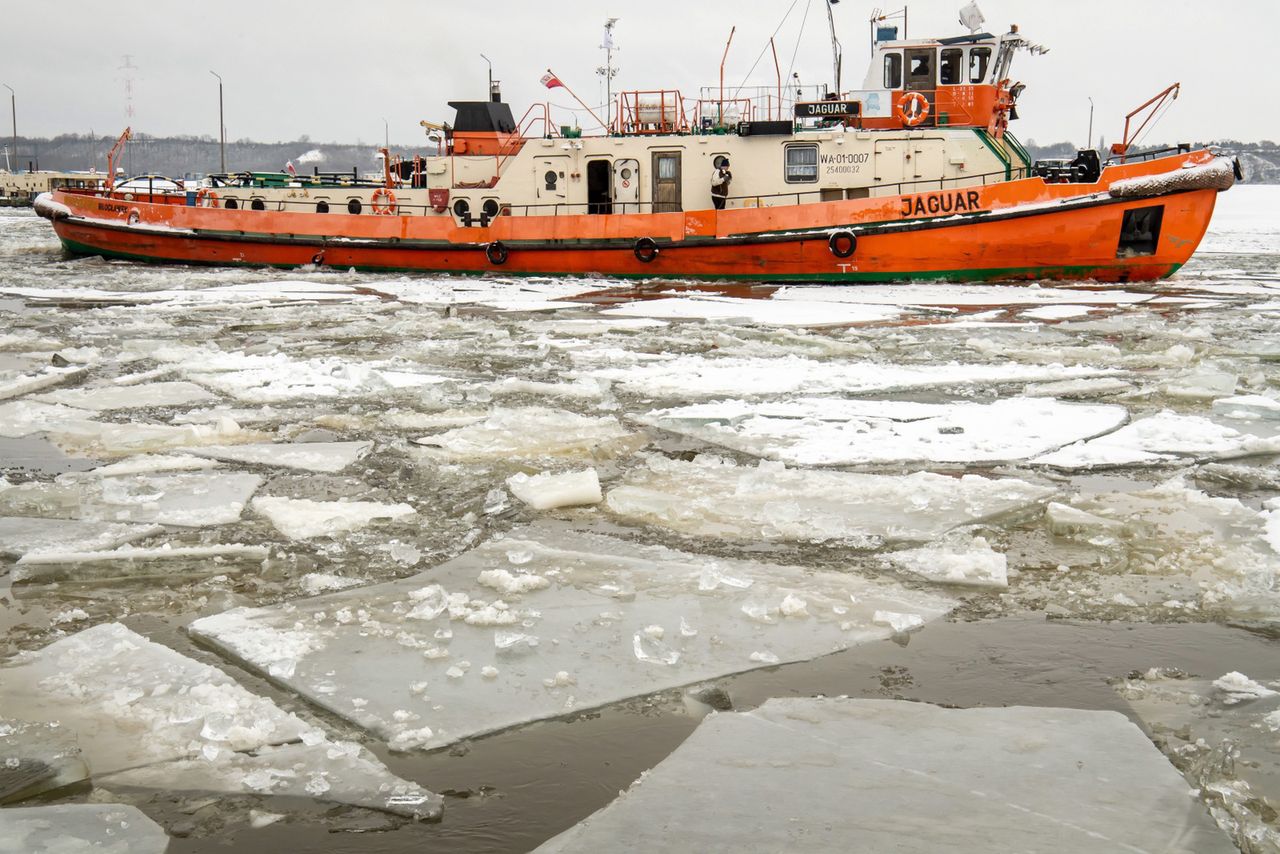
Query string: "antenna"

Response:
xmin=958 ymin=2 xmax=985 ymax=35
xmin=118 ymin=55 xmax=137 ymax=122
xmin=825 ymin=1 xmax=843 ymax=95
xmin=596 ymin=18 xmax=620 ymax=130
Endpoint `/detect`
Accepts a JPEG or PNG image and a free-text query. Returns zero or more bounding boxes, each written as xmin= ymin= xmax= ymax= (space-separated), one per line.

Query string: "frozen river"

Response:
xmin=1 ymin=186 xmax=1279 ymax=852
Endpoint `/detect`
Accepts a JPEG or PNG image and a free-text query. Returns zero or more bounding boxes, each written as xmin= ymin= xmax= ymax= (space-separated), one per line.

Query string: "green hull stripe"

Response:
xmin=59 ymin=238 xmax=1181 ymax=284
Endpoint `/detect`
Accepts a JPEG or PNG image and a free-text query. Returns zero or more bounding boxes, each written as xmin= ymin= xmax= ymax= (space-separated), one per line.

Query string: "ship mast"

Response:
xmin=824 ymin=0 xmax=843 ymax=95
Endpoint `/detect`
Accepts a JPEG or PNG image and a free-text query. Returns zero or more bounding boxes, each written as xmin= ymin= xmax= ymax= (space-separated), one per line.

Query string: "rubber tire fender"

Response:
xmin=633 ymin=237 xmax=660 ymax=263
xmin=486 ymin=241 xmax=509 ymax=265
xmin=828 ymin=230 xmax=857 ymax=258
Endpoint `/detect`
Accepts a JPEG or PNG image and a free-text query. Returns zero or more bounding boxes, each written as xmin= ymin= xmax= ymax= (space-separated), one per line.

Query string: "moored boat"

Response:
xmin=35 ymin=11 xmax=1239 ymax=284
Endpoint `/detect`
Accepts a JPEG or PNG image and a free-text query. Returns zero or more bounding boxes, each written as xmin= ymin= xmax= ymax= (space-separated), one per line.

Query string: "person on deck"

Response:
xmin=711 ymin=159 xmax=732 ymax=210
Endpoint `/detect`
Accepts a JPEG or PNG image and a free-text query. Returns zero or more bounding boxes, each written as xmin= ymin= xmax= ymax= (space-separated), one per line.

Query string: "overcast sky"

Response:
xmin=4 ymin=0 xmax=1277 ymax=149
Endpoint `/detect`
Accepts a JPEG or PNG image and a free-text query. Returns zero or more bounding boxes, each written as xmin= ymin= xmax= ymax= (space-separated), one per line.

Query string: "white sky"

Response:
xmin=3 ymin=0 xmax=1277 ymax=148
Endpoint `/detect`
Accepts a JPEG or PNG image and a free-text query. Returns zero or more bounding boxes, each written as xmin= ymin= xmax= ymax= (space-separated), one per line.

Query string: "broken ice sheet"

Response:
xmin=0 ymin=623 xmax=309 ymax=774
xmin=770 ymin=282 xmax=1156 ymax=307
xmin=251 ymin=496 xmax=416 ymax=540
xmin=0 ymin=471 xmax=263 ymax=527
xmin=605 ymin=454 xmax=1054 ymax=547
xmin=0 ymin=364 xmax=87 ymax=402
xmin=188 ymin=523 xmax=955 ymax=752
xmin=884 ymin=535 xmax=1008 ymax=589
xmin=532 ymin=698 xmax=1232 ymax=854
xmin=642 ymin=397 xmax=1127 ymax=466
xmin=600 ymin=295 xmax=903 ymax=327
xmin=412 ymin=407 xmax=642 ymax=461
xmin=0 ymin=719 xmax=90 ymax=804
xmin=44 ymin=415 xmax=270 ymax=458
xmin=0 ymin=804 xmax=170 ymax=854
xmin=1032 ymin=410 xmax=1280 ymax=470
xmin=180 ymin=352 xmax=448 ymax=404
xmin=580 ymin=353 xmax=1118 ymax=399
xmin=506 ymin=469 xmax=602 ymax=510
xmin=1118 ymin=670 xmax=1280 ymax=851
xmin=0 ymin=517 xmax=162 ymax=559
xmin=32 ymin=380 xmax=215 ymax=411
xmin=0 ymin=400 xmax=90 ymax=438
xmin=183 ymin=441 xmax=372 ymax=473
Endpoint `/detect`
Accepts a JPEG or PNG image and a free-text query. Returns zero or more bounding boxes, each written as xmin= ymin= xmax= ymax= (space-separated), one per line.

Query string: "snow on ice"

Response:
xmin=251 ymin=496 xmax=417 ymax=540
xmin=412 ymin=407 xmax=640 ymax=461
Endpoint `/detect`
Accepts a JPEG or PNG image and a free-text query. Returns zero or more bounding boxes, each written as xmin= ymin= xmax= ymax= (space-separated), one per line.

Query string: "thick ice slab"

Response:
xmin=184 ymin=441 xmax=372 ymax=473
xmin=412 ymin=407 xmax=640 ymax=461
xmin=1033 ymin=410 xmax=1280 ymax=469
xmin=582 ymin=353 xmax=1116 ymax=399
xmin=0 ymin=472 xmax=263 ymax=527
xmin=0 ymin=365 xmax=87 ymax=402
xmin=103 ymin=739 xmax=440 ymax=819
xmin=0 ymin=400 xmax=88 ymax=438
xmin=605 ymin=455 xmax=1054 ymax=546
xmin=885 ymin=536 xmax=1008 ymax=588
xmin=181 ymin=353 xmax=448 ymax=404
xmin=15 ymin=543 xmax=268 ymax=569
xmin=189 ymin=524 xmax=955 ymax=751
xmin=0 ymin=719 xmax=89 ymax=804
xmin=506 ymin=469 xmax=603 ymax=510
xmin=642 ymin=398 xmax=1127 ymax=466
xmin=33 ymin=381 xmax=215 ymax=411
xmin=0 ymin=517 xmax=162 ymax=559
xmin=44 ymin=416 xmax=268 ymax=458
xmin=0 ymin=623 xmax=309 ymax=774
xmin=0 ymin=804 xmax=169 ymax=854
xmin=533 ymin=698 xmax=1233 ymax=854
xmin=251 ymin=496 xmax=416 ymax=540
xmin=601 ymin=295 xmax=902 ymax=327
xmin=1213 ymin=394 xmax=1280 ymax=420
xmin=1119 ymin=669 xmax=1280 ymax=851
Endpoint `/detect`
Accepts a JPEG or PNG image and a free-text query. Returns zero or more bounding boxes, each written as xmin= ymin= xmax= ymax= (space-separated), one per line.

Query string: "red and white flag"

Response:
xmin=285 ymin=160 xmax=297 ymax=177
xmin=540 ymin=71 xmax=564 ymax=89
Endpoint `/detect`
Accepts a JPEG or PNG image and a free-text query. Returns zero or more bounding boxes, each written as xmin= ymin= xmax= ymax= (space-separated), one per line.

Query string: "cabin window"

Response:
xmin=784 ymin=144 xmax=818 ymax=183
xmin=908 ymin=54 xmax=932 ymax=82
xmin=883 ymin=53 xmax=902 ymax=89
xmin=969 ymin=47 xmax=991 ymax=83
xmin=940 ymin=49 xmax=963 ymax=85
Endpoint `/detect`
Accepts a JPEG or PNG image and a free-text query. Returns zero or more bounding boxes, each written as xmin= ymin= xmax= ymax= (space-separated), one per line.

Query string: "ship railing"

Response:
xmin=726 ymin=166 xmax=1029 ymax=208
xmin=1102 ymin=143 xmax=1192 ymax=166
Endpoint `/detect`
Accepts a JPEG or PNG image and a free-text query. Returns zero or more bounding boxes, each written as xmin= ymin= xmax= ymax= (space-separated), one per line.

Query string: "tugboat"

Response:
xmin=35 ymin=10 xmax=1237 ymax=284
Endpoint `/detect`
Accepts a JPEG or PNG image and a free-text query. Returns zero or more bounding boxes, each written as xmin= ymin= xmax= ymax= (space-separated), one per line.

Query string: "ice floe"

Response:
xmin=189 ymin=524 xmax=955 ymax=751
xmin=0 ymin=471 xmax=262 ymax=527
xmin=0 ymin=400 xmax=90 ymax=438
xmin=533 ymin=698 xmax=1233 ymax=853
xmin=15 ymin=542 xmax=268 ymax=570
xmin=412 ymin=407 xmax=641 ymax=461
xmin=44 ymin=415 xmax=268 ymax=458
xmin=772 ymin=283 xmax=1154 ymax=307
xmin=506 ymin=469 xmax=603 ymax=510
xmin=0 ymin=517 xmax=162 ymax=559
xmin=1032 ymin=410 xmax=1280 ymax=469
xmin=184 ymin=440 xmax=372 ymax=473
xmin=601 ymin=295 xmax=903 ymax=326
xmin=582 ymin=353 xmax=1117 ymax=399
xmin=251 ymin=496 xmax=416 ymax=540
xmin=0 ymin=719 xmax=89 ymax=803
xmin=0 ymin=365 xmax=87 ymax=402
xmin=1213 ymin=394 xmax=1280 ymax=420
xmin=33 ymin=380 xmax=216 ymax=411
xmin=605 ymin=455 xmax=1053 ymax=546
xmin=642 ymin=397 xmax=1128 ymax=466
xmin=0 ymin=804 xmax=170 ymax=854
xmin=884 ymin=535 xmax=1008 ymax=588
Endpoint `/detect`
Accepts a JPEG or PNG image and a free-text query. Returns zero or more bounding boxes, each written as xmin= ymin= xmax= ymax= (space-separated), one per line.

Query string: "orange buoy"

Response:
xmin=371 ymin=188 xmax=398 ymax=215
xmin=897 ymin=92 xmax=930 ymax=127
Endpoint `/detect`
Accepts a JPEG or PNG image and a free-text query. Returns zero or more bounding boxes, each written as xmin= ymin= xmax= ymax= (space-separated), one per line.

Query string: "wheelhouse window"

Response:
xmin=940 ymin=49 xmax=963 ymax=85
xmin=784 ymin=144 xmax=818 ymax=183
xmin=908 ymin=54 xmax=932 ymax=82
xmin=883 ymin=53 xmax=902 ymax=89
xmin=968 ymin=47 xmax=992 ymax=83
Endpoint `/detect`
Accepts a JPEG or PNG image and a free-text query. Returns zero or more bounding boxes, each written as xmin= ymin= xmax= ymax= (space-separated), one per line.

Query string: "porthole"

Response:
xmin=482 ymin=199 xmax=499 ymax=218
xmin=544 ymin=170 xmax=558 ymax=190
xmin=620 ymin=167 xmax=633 ymax=180
xmin=250 ymin=198 xmax=266 ymax=211
xmin=224 ymin=198 xmax=239 ymax=209
xmin=453 ymin=198 xmax=470 ymax=217
xmin=316 ymin=200 xmax=330 ymax=214
xmin=348 ymin=198 xmax=363 ymax=215
xmin=712 ymin=155 xmax=729 ymax=169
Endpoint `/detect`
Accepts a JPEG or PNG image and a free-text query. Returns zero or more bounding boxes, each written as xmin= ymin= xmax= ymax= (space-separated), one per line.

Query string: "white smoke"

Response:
xmin=296 ymin=149 xmax=325 ymax=164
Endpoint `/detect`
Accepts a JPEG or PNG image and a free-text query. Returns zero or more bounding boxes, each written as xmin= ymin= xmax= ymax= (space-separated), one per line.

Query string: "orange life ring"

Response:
xmin=897 ymin=92 xmax=931 ymax=127
xmin=195 ymin=188 xmax=220 ymax=208
xmin=371 ymin=188 xmax=397 ymax=215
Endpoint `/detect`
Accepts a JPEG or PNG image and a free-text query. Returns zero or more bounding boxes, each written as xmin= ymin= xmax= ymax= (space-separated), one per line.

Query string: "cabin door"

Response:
xmin=613 ymin=158 xmax=640 ymax=214
xmin=534 ymin=156 xmax=570 ymax=209
xmin=904 ymin=48 xmax=936 ymax=128
xmin=587 ymin=159 xmax=613 ymax=215
xmin=651 ymin=151 xmax=682 ymax=213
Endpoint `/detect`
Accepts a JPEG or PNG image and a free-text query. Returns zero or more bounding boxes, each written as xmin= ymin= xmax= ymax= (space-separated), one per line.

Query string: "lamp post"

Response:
xmin=209 ymin=71 xmax=225 ymax=172
xmin=480 ymin=53 xmax=492 ymax=99
xmin=1087 ymin=96 xmax=1095 ymax=152
xmin=3 ymin=84 xmax=14 ymax=172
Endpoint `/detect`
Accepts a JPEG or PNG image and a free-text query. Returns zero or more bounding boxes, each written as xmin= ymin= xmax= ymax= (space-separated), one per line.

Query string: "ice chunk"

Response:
xmin=506 ymin=469 xmax=603 ymax=510
xmin=44 ymin=415 xmax=268 ymax=458
xmin=601 ymin=295 xmax=903 ymax=327
xmin=101 ymin=740 xmax=441 ymax=820
xmin=413 ymin=407 xmax=639 ymax=461
xmin=771 ymin=283 xmax=1155 ymax=307
xmin=0 ymin=623 xmax=310 ymax=774
xmin=300 ymin=573 xmax=364 ymax=595
xmin=58 ymin=453 xmax=221 ymax=478
xmin=0 ymin=719 xmax=89 ymax=804
xmin=0 ymin=517 xmax=162 ymax=559
xmin=183 ymin=354 xmax=447 ymax=403
xmin=1020 ymin=304 xmax=1093 ymax=320
xmin=251 ymin=496 xmax=416 ymax=540
xmin=605 ymin=454 xmax=1054 ymax=546
xmin=189 ymin=524 xmax=954 ymax=752
xmin=0 ymin=365 xmax=87 ymax=401
xmin=533 ymin=698 xmax=1233 ymax=853
xmin=872 ymin=610 xmax=925 ymax=633
xmin=1033 ymin=410 xmax=1280 ymax=470
xmin=581 ymin=353 xmax=1117 ymax=399
xmin=1212 ymin=394 xmax=1280 ymax=420
xmin=33 ymin=380 xmax=215 ymax=411
xmin=1163 ymin=369 xmax=1237 ymax=401
xmin=885 ymin=536 xmax=1008 ymax=588
xmin=1212 ymin=671 xmax=1277 ymax=705
xmin=0 ymin=472 xmax=262 ymax=527
xmin=0 ymin=400 xmax=88 ymax=438
xmin=184 ymin=440 xmax=372 ymax=473
xmin=15 ymin=542 xmax=268 ymax=570
xmin=643 ymin=398 xmax=1127 ymax=466
xmin=0 ymin=804 xmax=169 ymax=854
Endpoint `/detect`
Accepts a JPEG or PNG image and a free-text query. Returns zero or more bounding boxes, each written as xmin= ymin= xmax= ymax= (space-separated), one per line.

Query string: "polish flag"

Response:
xmin=285 ymin=160 xmax=297 ymax=177
xmin=540 ymin=71 xmax=564 ymax=89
